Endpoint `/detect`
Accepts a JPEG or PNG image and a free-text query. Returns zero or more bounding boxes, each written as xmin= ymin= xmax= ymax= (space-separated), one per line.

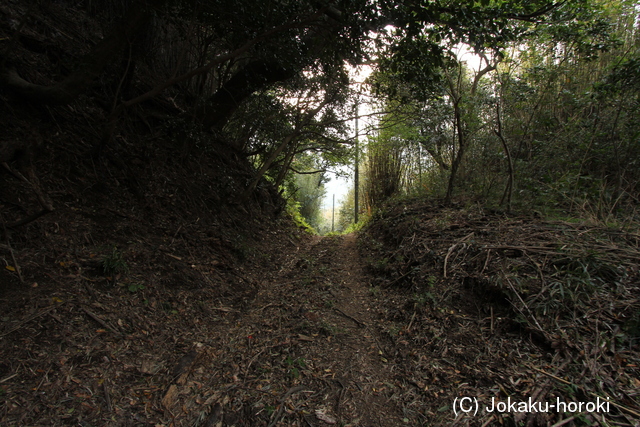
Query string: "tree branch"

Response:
xmin=505 ymin=1 xmax=567 ymax=22
xmin=120 ymin=11 xmax=324 ymax=111
xmin=289 ymin=167 xmax=327 ymax=175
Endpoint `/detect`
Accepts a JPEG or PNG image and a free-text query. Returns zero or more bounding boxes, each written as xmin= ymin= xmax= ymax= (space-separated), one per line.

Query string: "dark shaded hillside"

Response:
xmin=0 ymin=0 xmax=292 ymax=295
xmin=0 ymin=4 xmax=309 ymax=424
xmin=359 ymin=197 xmax=640 ymax=425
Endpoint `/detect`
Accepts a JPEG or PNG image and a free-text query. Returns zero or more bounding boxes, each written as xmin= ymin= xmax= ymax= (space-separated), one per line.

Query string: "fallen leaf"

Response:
xmin=162 ymin=385 xmax=178 ymax=409
xmin=315 ymin=409 xmax=336 ymax=424
xmin=140 ymin=359 xmax=155 ymax=374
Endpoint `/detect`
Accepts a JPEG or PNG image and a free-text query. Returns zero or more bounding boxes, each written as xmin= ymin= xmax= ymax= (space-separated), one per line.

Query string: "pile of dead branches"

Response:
xmin=362 ymin=200 xmax=640 ymax=426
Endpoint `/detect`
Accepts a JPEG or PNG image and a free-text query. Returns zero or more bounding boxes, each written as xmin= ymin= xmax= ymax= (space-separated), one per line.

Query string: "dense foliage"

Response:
xmin=2 ymin=0 xmax=637 ymax=226
xmin=359 ymin=0 xmax=639 ymax=223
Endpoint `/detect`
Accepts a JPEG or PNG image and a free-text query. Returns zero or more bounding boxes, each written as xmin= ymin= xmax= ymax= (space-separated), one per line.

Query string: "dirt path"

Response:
xmin=275 ymin=234 xmax=402 ymax=425
xmin=190 ymin=234 xmax=405 ymax=426
xmin=1 ymin=231 xmax=410 ymax=427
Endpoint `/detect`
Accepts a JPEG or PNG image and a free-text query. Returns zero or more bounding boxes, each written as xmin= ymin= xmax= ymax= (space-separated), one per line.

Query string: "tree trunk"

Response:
xmin=274 ymin=143 xmax=299 ymax=189
xmin=242 ymin=132 xmax=300 ymax=202
xmin=241 ymin=94 xmax=332 ymax=201
xmin=423 ymin=145 xmax=450 ymax=171
xmin=495 ymin=103 xmax=514 ymax=211
xmin=445 ymin=96 xmax=464 ymax=205
xmin=195 ymin=60 xmax=295 ymax=135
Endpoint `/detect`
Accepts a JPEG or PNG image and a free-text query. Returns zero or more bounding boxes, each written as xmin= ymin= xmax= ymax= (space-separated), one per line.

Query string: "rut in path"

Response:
xmin=211 ymin=234 xmax=405 ymax=426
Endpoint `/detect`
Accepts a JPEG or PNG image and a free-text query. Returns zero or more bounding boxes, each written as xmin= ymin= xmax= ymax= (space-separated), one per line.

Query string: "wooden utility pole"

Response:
xmin=354 ymin=99 xmax=359 ymax=224
xmin=332 ymin=194 xmax=335 ymax=232
xmin=418 ymin=144 xmax=422 ymax=188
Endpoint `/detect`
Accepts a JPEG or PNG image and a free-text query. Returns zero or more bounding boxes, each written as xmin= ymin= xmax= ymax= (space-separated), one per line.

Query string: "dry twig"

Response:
xmin=0 ymin=305 xmax=57 ymax=337
xmin=267 ymin=385 xmax=310 ymax=427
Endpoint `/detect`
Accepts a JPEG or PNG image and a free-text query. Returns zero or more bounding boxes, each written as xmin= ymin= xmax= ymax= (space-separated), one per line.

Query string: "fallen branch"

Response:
xmin=0 ymin=305 xmax=57 ymax=337
xmin=0 ymin=373 xmax=19 ymax=384
xmin=6 ymin=208 xmax=53 ymax=229
xmin=443 ymin=243 xmax=458 ymax=278
xmin=502 ymin=273 xmax=544 ymax=332
xmin=550 ymin=416 xmax=577 ymax=427
xmin=81 ymin=305 xmax=123 ymax=336
xmin=444 ymin=233 xmax=474 ymax=278
xmin=3 ymin=162 xmax=54 ymax=229
xmin=2 ymin=217 xmax=23 ymax=283
xmin=267 ymin=385 xmax=310 ymax=427
xmin=384 ymin=269 xmax=412 ymax=288
xmin=406 ymin=311 xmax=417 ymax=333
xmin=528 ymin=364 xmax=571 ymax=385
xmin=333 ymin=306 xmax=366 ymax=328
xmin=529 ymin=365 xmax=640 ymax=419
xmin=103 ymin=380 xmax=112 ymax=413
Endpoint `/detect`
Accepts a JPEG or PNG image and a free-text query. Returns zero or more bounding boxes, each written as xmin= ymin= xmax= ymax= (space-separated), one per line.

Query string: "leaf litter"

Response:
xmin=1 ymin=198 xmax=639 ymax=426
